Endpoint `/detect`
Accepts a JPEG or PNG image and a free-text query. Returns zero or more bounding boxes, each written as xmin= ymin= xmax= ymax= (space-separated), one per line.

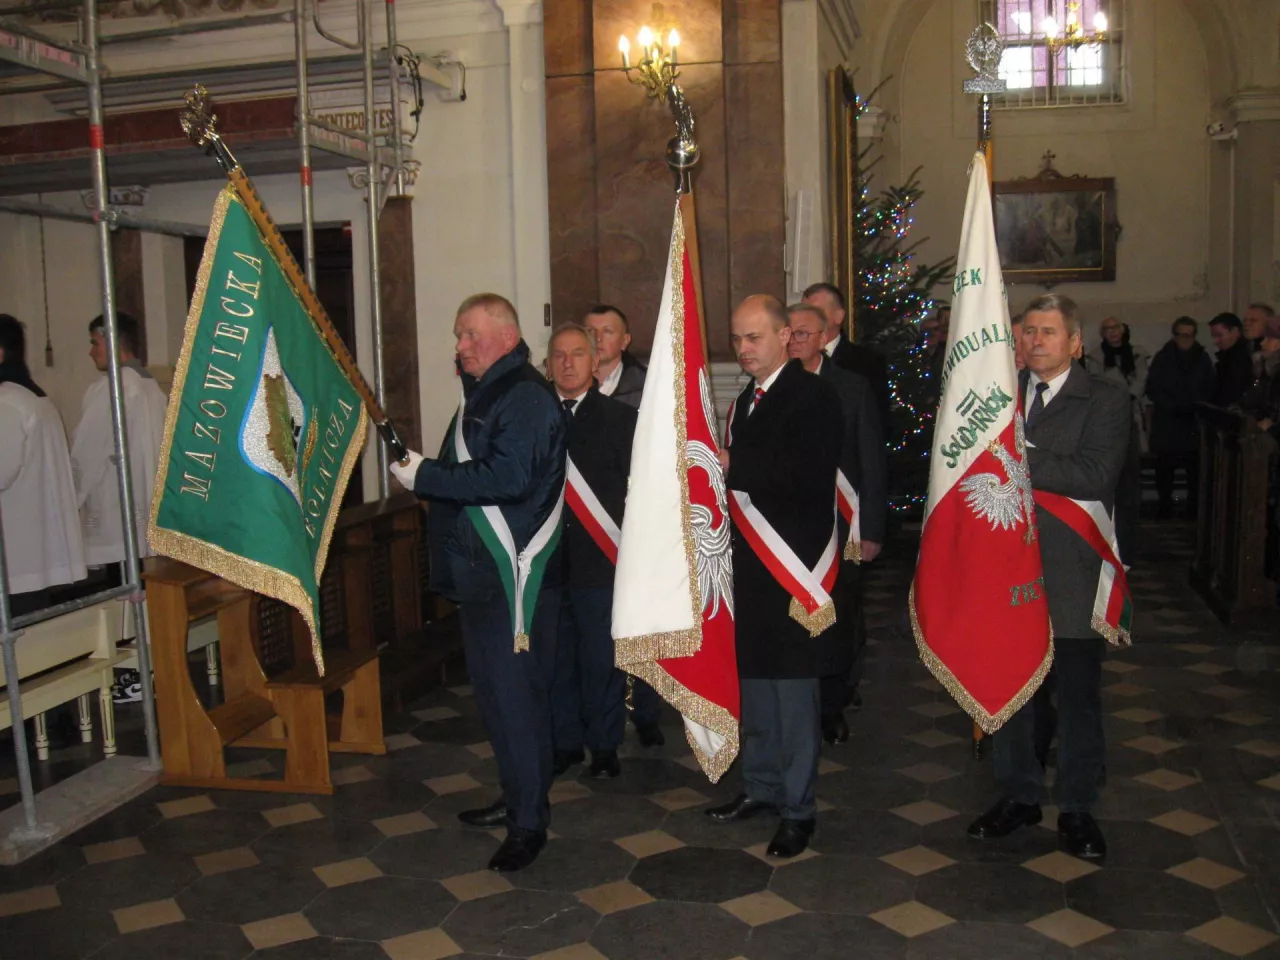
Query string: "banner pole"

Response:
xmin=178 ymin=85 xmax=409 ymax=464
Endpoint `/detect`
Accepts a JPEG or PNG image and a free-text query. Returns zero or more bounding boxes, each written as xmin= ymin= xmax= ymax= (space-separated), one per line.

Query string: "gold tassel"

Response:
xmin=788 ymin=597 xmax=837 ymax=637
xmin=843 ymin=541 xmax=862 ymax=563
xmin=514 ymin=631 xmax=530 ymax=653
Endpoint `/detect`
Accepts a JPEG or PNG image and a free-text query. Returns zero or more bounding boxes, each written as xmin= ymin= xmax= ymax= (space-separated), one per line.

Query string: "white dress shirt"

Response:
xmin=1025 ymin=365 xmax=1072 ymax=413
xmin=597 ymin=361 xmax=624 ymax=397
xmin=557 ymin=391 xmax=586 ymax=415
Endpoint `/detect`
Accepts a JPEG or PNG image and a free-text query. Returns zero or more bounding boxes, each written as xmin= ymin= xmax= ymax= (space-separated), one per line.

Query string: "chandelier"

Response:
xmin=618 ymin=25 xmax=681 ymax=102
xmin=1041 ymin=2 xmax=1107 ymax=52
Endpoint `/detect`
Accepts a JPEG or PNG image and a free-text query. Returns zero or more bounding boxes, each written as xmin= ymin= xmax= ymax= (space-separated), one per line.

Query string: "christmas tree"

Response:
xmin=851 ymin=121 xmax=955 ymax=515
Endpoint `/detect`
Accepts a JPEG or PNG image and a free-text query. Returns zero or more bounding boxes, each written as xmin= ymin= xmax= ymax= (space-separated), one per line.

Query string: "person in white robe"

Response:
xmin=0 ymin=314 xmax=86 ymax=616
xmin=71 ymin=312 xmax=168 ymax=569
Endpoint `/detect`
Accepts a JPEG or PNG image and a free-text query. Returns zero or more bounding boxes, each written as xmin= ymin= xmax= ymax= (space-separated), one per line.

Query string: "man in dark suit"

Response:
xmin=1210 ymin=312 xmax=1256 ymax=407
xmin=705 ymin=295 xmax=844 ymax=859
xmin=583 ymin=304 xmax=664 ymax=746
xmin=786 ymin=303 xmax=887 ymax=743
xmin=802 ymin=282 xmax=890 ymax=433
xmin=546 ymin=324 xmax=637 ymax=780
xmin=967 ymin=293 xmax=1130 ymax=861
xmin=585 ymin=305 xmax=648 ymax=410
xmin=391 ymin=293 xmax=566 ymax=872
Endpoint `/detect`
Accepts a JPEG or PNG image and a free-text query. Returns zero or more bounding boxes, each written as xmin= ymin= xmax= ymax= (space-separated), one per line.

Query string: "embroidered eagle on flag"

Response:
xmin=957 ymin=410 xmax=1036 ymax=542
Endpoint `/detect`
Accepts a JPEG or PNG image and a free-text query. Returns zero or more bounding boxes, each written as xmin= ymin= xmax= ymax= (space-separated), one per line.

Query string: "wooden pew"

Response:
xmin=143 ymin=558 xmax=385 ymax=795
xmin=1192 ymin=405 xmax=1278 ymax=623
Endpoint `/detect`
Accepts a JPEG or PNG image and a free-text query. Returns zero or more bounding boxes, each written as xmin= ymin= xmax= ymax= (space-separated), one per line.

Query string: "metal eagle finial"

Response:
xmin=180 ymin=85 xmax=218 ymax=148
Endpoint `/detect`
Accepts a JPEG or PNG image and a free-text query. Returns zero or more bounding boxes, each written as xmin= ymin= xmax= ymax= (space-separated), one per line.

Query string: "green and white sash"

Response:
xmin=452 ymin=391 xmax=564 ymax=652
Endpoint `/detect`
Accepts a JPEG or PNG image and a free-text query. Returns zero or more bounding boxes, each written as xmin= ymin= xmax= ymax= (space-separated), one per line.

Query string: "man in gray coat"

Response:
xmin=967 ymin=293 xmax=1130 ymax=861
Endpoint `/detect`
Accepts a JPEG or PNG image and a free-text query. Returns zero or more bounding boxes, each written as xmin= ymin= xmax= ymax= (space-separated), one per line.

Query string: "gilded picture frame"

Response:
xmin=826 ymin=67 xmax=857 ymax=329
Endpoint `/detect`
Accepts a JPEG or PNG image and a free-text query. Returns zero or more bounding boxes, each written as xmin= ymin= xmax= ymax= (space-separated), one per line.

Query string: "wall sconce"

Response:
xmin=619 ymin=25 xmax=680 ymax=101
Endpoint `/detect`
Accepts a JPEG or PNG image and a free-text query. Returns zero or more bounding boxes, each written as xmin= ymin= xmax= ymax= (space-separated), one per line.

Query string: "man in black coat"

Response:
xmin=391 ymin=293 xmax=566 ymax=872
xmin=803 ymin=281 xmax=891 ymax=433
xmin=786 ymin=303 xmax=887 ymax=743
xmin=967 ymin=294 xmax=1130 ymax=862
xmin=1146 ymin=317 xmax=1215 ymax=518
xmin=705 ymin=295 xmax=844 ymax=859
xmin=1210 ymin=312 xmax=1256 ymax=407
xmin=546 ymin=324 xmax=637 ymax=781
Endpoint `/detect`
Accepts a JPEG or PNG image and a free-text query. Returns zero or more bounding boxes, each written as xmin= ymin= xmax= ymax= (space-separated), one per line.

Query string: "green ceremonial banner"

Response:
xmin=149 ymin=186 xmax=368 ymax=675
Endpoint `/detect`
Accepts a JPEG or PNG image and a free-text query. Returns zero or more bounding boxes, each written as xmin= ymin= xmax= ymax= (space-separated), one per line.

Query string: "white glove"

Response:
xmin=389 ymin=450 xmax=425 ymax=491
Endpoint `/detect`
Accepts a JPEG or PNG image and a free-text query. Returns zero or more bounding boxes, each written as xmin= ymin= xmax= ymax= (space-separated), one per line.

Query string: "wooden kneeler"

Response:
xmin=144 ymin=558 xmax=385 ymax=795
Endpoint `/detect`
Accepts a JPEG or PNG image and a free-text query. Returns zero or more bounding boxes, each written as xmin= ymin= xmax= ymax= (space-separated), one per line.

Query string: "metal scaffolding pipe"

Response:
xmin=84 ymin=0 xmax=161 ymax=769
xmin=385 ymin=0 xmax=405 ymax=197
xmin=294 ymin=0 xmax=317 ymax=289
xmin=312 ymin=0 xmax=360 ymax=50
xmin=12 ymin=584 xmax=137 ymax=631
xmin=0 ymin=16 xmax=90 ymax=54
xmin=0 ymin=197 xmax=208 ymax=238
xmin=100 ymin=11 xmax=295 ymax=44
xmin=0 ymin=508 xmax=43 ymax=834
xmin=362 ymin=0 xmax=389 ymax=499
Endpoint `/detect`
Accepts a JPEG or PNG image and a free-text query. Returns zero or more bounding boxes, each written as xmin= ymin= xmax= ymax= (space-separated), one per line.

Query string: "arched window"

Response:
xmin=978 ymin=0 xmax=1127 ymax=108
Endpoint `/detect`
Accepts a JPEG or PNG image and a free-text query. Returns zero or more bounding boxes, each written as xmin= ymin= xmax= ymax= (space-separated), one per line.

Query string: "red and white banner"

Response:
xmin=612 ymin=199 xmax=739 ymax=781
xmin=728 ymin=490 xmax=839 ymax=637
xmin=565 ymin=456 xmax=620 ymax=565
xmin=910 ymin=153 xmax=1052 ymax=733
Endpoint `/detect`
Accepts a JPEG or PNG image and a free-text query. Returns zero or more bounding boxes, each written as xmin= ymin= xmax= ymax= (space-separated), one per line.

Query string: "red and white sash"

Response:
xmin=1033 ymin=491 xmax=1133 ymax=645
xmin=836 ymin=469 xmax=862 ymax=563
xmin=728 ymin=490 xmax=840 ymax=637
xmin=565 ymin=456 xmax=621 ymax=565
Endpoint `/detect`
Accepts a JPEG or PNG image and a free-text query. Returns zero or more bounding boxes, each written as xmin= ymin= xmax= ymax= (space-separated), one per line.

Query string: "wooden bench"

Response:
xmin=143 ymin=557 xmax=385 ymax=795
xmin=0 ymin=600 xmax=128 ymax=760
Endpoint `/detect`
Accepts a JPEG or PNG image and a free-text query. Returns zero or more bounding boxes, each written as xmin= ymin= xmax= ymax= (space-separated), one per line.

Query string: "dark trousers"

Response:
xmin=1155 ymin=452 xmax=1199 ymax=514
xmin=458 ymin=587 xmax=560 ymax=833
xmin=552 ymin=587 xmax=626 ymax=754
xmin=820 ymin=563 xmax=865 ymax=715
xmin=994 ymin=638 xmax=1105 ymax=814
xmin=741 ymin=677 xmax=821 ymax=820
xmin=631 ymin=677 xmax=663 ymax=730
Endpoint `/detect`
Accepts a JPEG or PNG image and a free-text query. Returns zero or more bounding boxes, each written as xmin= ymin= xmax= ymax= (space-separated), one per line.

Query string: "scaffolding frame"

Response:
xmin=0 ymin=0 xmax=410 ymax=842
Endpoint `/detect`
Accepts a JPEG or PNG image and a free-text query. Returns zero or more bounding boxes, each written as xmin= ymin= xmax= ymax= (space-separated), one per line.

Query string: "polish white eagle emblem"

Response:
xmin=685 ymin=368 xmax=734 ymax=619
xmin=957 ymin=412 xmax=1037 ymax=543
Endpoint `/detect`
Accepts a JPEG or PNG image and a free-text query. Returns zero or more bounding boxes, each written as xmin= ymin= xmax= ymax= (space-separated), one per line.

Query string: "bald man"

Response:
xmin=706 ymin=295 xmax=844 ymax=859
xmin=392 ymin=293 xmax=567 ymax=872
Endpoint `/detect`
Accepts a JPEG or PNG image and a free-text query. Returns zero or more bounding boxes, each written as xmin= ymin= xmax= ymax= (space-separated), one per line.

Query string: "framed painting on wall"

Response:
xmin=994 ymin=156 xmax=1119 ymax=285
xmin=826 ymin=66 xmax=857 ymax=321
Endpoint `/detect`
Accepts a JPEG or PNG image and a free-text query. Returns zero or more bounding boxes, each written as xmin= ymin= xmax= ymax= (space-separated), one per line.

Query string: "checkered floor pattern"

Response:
xmin=2 ymin=519 xmax=1280 ymax=959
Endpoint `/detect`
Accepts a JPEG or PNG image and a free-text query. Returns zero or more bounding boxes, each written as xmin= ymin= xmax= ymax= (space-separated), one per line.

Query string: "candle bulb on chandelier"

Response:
xmin=618 ymin=34 xmax=630 ymax=69
xmin=1093 ymin=11 xmax=1107 ymax=32
xmin=668 ymin=28 xmax=680 ymax=65
xmin=637 ymin=25 xmax=654 ymax=61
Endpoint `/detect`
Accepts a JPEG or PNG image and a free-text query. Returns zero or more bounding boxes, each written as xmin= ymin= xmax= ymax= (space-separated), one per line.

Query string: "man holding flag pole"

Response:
xmin=911 ymin=150 xmax=1132 ymax=861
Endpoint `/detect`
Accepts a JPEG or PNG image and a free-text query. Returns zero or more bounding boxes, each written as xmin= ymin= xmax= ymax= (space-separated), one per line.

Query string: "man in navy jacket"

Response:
xmin=392 ymin=293 xmax=566 ymax=872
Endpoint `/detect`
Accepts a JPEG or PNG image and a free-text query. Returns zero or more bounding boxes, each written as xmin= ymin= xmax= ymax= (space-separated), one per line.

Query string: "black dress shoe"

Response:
xmin=705 ymin=794 xmax=777 ymax=823
xmin=488 ymin=828 xmax=546 ymax=872
xmin=553 ymin=747 xmax=585 ymax=776
xmin=767 ymin=818 xmax=815 ymax=858
xmin=457 ymin=799 xmax=508 ymax=828
xmin=636 ymin=722 xmax=665 ymax=747
xmin=1058 ymin=812 xmax=1106 ymax=860
xmin=821 ymin=712 xmax=849 ymax=745
xmin=590 ymin=750 xmax=621 ymax=779
xmin=966 ymin=798 xmax=1042 ymax=840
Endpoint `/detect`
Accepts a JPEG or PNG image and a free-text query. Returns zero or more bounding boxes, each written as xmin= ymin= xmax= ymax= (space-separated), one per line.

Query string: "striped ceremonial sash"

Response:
xmin=836 ymin=468 xmax=862 ymax=563
xmin=1033 ymin=490 xmax=1133 ymax=645
xmin=564 ymin=456 xmax=620 ymax=565
xmin=453 ymin=392 xmax=564 ymax=652
xmin=728 ymin=489 xmax=839 ymax=637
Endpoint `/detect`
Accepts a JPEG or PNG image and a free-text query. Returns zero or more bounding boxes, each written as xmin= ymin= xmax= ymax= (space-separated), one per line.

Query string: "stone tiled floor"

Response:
xmin=2 ymin=519 xmax=1280 ymax=959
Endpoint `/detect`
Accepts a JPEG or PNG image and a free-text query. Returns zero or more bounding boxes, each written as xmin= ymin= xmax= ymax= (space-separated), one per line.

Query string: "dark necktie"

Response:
xmin=1026 ymin=381 xmax=1049 ymax=426
xmin=750 ymin=386 xmax=765 ymax=412
xmin=562 ymin=398 xmax=577 ymax=416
